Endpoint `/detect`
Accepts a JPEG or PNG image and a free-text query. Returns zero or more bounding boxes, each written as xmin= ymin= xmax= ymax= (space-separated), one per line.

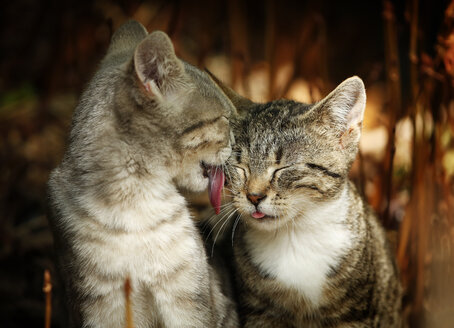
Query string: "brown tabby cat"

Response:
xmin=212 ymin=76 xmax=402 ymax=327
xmin=47 ymin=21 xmax=238 ymax=328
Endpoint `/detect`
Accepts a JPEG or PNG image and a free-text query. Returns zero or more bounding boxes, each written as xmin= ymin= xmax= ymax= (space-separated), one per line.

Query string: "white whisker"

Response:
xmin=211 ymin=208 xmax=238 ymax=256
xmin=231 ymin=213 xmax=243 ymax=247
xmin=205 ymin=207 xmax=235 ymax=242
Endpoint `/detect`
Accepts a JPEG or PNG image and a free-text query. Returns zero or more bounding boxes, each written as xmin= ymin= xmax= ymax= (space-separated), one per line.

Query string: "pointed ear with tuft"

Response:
xmin=134 ymin=31 xmax=187 ymax=100
xmin=310 ymin=76 xmax=366 ymax=149
xmin=205 ymin=69 xmax=254 ymax=115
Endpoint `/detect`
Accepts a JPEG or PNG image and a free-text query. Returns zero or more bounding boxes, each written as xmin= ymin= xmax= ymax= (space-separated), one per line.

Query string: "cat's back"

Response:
xmin=64 ymin=21 xmax=147 ymax=160
xmin=47 ymin=22 xmax=148 ymax=214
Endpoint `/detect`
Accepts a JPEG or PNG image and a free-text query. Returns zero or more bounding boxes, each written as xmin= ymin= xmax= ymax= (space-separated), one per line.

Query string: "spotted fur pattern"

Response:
xmin=220 ymin=77 xmax=402 ymax=327
xmin=47 ymin=21 xmax=238 ymax=328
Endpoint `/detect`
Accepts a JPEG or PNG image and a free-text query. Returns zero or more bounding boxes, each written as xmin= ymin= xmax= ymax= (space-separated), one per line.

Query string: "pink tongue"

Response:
xmin=252 ymin=211 xmax=265 ymax=219
xmin=207 ymin=167 xmax=225 ymax=215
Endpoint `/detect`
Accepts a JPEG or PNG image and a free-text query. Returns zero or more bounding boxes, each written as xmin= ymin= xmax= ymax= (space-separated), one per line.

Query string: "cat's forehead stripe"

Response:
xmin=275 ymin=147 xmax=283 ymax=165
xmin=180 ymin=116 xmax=224 ymax=136
xmin=236 ymin=148 xmax=242 ymax=164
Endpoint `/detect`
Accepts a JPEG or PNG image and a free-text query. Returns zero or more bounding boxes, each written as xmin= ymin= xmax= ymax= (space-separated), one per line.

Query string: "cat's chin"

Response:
xmin=174 ymin=164 xmax=209 ymax=192
xmin=244 ymin=213 xmax=291 ymax=231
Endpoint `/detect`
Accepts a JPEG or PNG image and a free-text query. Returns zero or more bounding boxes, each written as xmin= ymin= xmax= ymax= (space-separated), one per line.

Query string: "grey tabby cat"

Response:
xmin=212 ymin=76 xmax=402 ymax=327
xmin=47 ymin=21 xmax=238 ymax=328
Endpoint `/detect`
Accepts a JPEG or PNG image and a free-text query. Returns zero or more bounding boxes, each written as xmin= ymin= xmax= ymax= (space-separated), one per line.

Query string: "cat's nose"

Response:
xmin=247 ymin=193 xmax=266 ymax=205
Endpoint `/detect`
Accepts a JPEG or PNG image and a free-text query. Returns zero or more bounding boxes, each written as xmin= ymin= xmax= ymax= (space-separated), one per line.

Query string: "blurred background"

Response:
xmin=1 ymin=0 xmax=453 ymax=327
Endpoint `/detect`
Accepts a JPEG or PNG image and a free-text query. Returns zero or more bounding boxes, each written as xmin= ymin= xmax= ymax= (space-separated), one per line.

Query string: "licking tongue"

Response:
xmin=207 ymin=166 xmax=225 ymax=215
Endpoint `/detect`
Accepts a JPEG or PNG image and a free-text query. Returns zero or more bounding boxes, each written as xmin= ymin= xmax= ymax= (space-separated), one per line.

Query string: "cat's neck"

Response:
xmin=61 ymin=149 xmax=187 ymax=232
xmin=244 ymin=183 xmax=353 ymax=306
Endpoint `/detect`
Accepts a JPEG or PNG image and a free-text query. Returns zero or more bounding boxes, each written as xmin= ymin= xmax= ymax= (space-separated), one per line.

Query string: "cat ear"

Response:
xmin=205 ymin=69 xmax=253 ymax=115
xmin=107 ymin=20 xmax=148 ymax=56
xmin=311 ymin=76 xmax=366 ymax=148
xmin=134 ymin=31 xmax=187 ymax=100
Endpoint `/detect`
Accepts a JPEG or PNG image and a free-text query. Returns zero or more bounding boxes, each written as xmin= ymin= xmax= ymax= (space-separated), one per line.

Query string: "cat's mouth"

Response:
xmin=251 ymin=211 xmax=275 ymax=220
xmin=252 ymin=211 xmax=266 ymax=219
xmin=201 ymin=162 xmax=225 ymax=215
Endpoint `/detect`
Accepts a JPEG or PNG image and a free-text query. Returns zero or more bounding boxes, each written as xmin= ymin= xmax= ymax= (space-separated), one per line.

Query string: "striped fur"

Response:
xmin=47 ymin=21 xmax=238 ymax=328
xmin=220 ymin=77 xmax=402 ymax=327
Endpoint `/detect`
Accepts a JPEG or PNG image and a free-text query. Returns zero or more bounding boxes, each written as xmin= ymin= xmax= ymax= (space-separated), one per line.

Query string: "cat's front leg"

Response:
xmin=81 ymin=286 xmax=127 ymax=328
xmin=242 ymin=312 xmax=293 ymax=328
xmin=153 ymin=277 xmax=215 ymax=328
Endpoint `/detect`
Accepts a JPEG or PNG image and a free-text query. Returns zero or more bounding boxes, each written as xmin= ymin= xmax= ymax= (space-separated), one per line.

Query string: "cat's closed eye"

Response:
xmin=270 ymin=165 xmax=293 ymax=182
xmin=232 ymin=165 xmax=248 ymax=179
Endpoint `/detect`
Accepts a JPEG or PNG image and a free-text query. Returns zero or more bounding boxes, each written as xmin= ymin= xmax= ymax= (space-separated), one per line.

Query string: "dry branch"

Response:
xmin=382 ymin=0 xmax=402 ymax=227
xmin=125 ymin=277 xmax=134 ymax=328
xmin=43 ymin=269 xmax=52 ymax=328
xmin=227 ymin=0 xmax=250 ymax=97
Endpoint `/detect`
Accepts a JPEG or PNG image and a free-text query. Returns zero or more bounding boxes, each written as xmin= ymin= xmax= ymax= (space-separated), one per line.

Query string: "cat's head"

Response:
xmin=224 ymin=77 xmax=366 ymax=231
xmin=108 ymin=22 xmax=235 ymax=194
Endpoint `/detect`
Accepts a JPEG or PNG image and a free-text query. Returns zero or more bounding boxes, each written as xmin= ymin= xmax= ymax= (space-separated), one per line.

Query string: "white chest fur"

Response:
xmin=245 ymin=187 xmax=352 ymax=306
xmin=61 ymin=172 xmax=199 ymax=285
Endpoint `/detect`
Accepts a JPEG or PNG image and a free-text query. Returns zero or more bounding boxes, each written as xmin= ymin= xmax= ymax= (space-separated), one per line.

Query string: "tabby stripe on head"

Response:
xmin=186 ymin=140 xmax=225 ymax=150
xmin=275 ymin=147 xmax=283 ymax=165
xmin=180 ymin=116 xmax=224 ymax=136
xmin=236 ymin=149 xmax=242 ymax=164
xmin=306 ymin=163 xmax=341 ymax=179
xmin=294 ymin=184 xmax=324 ymax=194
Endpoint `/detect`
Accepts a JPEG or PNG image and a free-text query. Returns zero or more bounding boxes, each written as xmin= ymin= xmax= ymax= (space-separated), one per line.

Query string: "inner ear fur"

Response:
xmin=310 ymin=76 xmax=366 ymax=147
xmin=134 ymin=31 xmax=187 ymax=99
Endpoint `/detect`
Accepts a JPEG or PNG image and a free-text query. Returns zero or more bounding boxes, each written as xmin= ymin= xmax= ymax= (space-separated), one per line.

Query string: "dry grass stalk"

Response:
xmin=265 ymin=0 xmax=276 ymax=100
xmin=125 ymin=277 xmax=134 ymax=328
xmin=43 ymin=269 xmax=52 ymax=328
xmin=409 ymin=0 xmax=419 ymax=100
xmin=382 ymin=0 xmax=402 ymax=228
xmin=227 ymin=0 xmax=250 ymax=97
